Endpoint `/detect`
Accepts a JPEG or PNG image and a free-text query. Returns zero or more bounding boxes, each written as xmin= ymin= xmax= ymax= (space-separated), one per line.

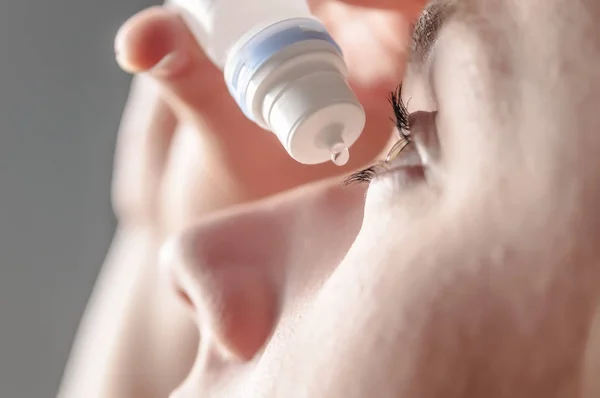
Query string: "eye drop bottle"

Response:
xmin=170 ymin=0 xmax=366 ymax=166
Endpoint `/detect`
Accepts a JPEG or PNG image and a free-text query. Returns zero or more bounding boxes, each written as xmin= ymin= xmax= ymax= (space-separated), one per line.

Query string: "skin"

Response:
xmin=60 ymin=0 xmax=600 ymax=397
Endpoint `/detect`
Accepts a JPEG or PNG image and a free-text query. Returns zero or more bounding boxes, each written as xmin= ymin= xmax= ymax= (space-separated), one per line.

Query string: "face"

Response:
xmin=166 ymin=1 xmax=600 ymax=396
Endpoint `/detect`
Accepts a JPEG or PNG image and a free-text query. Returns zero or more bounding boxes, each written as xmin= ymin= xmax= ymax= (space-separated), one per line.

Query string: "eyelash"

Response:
xmin=344 ymin=84 xmax=413 ymax=185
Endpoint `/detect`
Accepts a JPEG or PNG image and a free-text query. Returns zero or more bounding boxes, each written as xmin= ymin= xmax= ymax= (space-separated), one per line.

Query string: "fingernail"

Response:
xmin=114 ymin=26 xmax=132 ymax=72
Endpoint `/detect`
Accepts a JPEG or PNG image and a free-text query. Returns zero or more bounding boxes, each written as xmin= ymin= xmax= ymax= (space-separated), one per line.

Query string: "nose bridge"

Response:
xmin=281 ymin=180 xmax=367 ymax=294
xmin=189 ymin=178 xmax=366 ymax=276
xmin=191 ymin=205 xmax=291 ymax=280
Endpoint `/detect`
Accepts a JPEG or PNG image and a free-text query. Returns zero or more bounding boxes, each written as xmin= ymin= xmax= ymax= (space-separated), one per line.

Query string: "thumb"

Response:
xmin=115 ymin=6 xmax=232 ymax=114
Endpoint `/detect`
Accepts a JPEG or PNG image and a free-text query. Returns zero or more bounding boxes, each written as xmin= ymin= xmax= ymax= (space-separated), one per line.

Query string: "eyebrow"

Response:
xmin=410 ymin=1 xmax=453 ymax=62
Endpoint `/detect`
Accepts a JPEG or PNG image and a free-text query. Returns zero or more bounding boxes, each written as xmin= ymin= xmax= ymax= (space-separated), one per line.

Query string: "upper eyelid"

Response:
xmin=408 ymin=112 xmax=420 ymax=127
xmin=407 ymin=110 xmax=437 ymax=136
xmin=406 ymin=110 xmax=439 ymax=165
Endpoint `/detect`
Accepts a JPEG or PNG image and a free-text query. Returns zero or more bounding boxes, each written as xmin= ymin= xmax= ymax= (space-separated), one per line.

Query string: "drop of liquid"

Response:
xmin=330 ymin=143 xmax=350 ymax=166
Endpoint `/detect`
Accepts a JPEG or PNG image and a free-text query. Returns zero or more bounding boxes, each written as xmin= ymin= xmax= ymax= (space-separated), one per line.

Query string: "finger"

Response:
xmin=312 ymin=0 xmax=424 ymax=103
xmin=115 ymin=6 xmax=227 ymax=113
xmin=111 ymin=74 xmax=177 ymax=223
xmin=310 ymin=0 xmax=426 ymax=9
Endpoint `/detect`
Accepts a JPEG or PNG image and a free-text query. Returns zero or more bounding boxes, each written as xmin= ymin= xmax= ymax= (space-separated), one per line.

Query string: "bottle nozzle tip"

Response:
xmin=330 ymin=142 xmax=350 ymax=166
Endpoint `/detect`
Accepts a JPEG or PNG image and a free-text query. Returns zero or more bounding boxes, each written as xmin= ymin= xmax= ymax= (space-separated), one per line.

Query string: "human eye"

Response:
xmin=344 ymin=85 xmax=427 ymax=186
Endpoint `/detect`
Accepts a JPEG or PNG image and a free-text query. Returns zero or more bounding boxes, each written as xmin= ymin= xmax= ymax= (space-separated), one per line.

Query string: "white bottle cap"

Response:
xmin=224 ymin=18 xmax=366 ymax=165
xmin=263 ymin=65 xmax=364 ymax=165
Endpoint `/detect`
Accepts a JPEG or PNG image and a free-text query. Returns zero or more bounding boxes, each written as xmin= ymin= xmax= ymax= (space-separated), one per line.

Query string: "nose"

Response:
xmin=160 ymin=178 xmax=366 ymax=364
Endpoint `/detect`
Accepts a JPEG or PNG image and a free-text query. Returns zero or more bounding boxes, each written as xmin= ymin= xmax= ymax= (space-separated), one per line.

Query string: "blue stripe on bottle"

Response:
xmin=225 ymin=18 xmax=343 ymax=120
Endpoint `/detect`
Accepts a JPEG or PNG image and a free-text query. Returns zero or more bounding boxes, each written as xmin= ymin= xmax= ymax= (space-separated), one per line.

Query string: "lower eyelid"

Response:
xmin=389 ymin=146 xmax=422 ymax=167
xmin=368 ymin=164 xmax=427 ymax=196
xmin=382 ymin=164 xmax=426 ymax=182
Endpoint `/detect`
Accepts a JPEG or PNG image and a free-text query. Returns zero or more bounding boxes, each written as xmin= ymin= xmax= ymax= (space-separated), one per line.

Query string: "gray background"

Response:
xmin=0 ymin=1 xmax=156 ymax=396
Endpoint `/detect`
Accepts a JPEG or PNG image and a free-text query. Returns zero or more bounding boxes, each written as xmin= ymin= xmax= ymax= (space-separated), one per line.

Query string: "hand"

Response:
xmin=112 ymin=0 xmax=426 ymax=233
